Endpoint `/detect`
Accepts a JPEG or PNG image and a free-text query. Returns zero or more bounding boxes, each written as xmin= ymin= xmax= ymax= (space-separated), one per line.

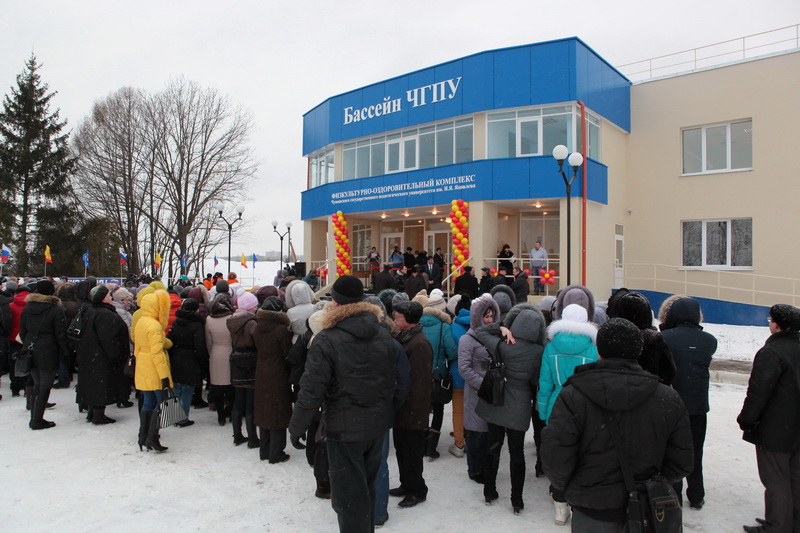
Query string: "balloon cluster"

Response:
xmin=319 ymin=268 xmax=328 ymax=284
xmin=332 ymin=211 xmax=351 ymax=276
xmin=448 ymin=199 xmax=469 ymax=277
xmin=539 ymin=268 xmax=557 ymax=285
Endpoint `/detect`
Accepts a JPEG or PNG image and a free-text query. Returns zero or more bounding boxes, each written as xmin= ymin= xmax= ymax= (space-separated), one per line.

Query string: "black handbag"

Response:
xmin=472 ymin=333 xmax=505 ymax=406
xmin=602 ymin=410 xmax=683 ymax=533
xmin=14 ymin=316 xmax=45 ymax=377
xmin=229 ymin=318 xmax=257 ymax=387
xmin=123 ymin=354 xmax=136 ymax=379
xmin=430 ymin=323 xmax=453 ymax=404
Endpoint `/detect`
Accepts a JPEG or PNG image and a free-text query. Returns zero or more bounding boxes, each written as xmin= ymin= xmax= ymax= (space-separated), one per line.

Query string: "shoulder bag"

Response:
xmin=471 ymin=332 xmax=505 ymax=406
xmin=602 ymin=409 xmax=683 ymax=533
xmin=229 ymin=318 xmax=257 ymax=387
xmin=158 ymin=388 xmax=186 ymax=428
xmin=14 ymin=313 xmax=47 ymax=377
xmin=431 ymin=323 xmax=453 ymax=404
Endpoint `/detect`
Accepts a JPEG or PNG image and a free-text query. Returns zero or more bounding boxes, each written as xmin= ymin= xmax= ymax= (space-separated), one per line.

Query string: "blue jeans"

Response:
xmin=374 ymin=431 xmax=390 ymax=524
xmin=327 ymin=436 xmax=383 ymax=533
xmin=141 ymin=390 xmax=165 ymax=413
xmin=173 ymin=383 xmax=194 ymax=421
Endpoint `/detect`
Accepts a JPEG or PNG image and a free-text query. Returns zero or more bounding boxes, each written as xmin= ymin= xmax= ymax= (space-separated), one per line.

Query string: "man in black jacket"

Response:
xmin=288 ymin=276 xmax=397 ymax=533
xmin=510 ymin=267 xmax=530 ymax=304
xmin=454 ymin=266 xmax=479 ymax=300
xmin=739 ymin=304 xmax=800 ymax=533
xmin=542 ymin=318 xmax=693 ymax=530
xmin=478 ymin=267 xmax=493 ymax=295
xmin=660 ymin=296 xmax=717 ymax=510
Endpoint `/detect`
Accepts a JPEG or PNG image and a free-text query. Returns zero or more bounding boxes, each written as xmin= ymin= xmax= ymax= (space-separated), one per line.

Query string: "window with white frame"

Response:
xmin=682 ymin=218 xmax=752 ymax=268
xmin=682 ymin=120 xmax=752 ymax=175
xmin=487 ymin=105 xmax=577 ymax=159
xmin=309 ymin=148 xmax=335 ymax=188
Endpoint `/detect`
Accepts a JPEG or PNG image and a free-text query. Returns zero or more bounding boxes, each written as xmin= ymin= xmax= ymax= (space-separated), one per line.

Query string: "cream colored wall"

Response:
xmin=468 ymin=201 xmax=498 ymax=268
xmin=625 ymin=52 xmax=800 ymax=305
xmin=303 ymin=219 xmax=330 ymax=271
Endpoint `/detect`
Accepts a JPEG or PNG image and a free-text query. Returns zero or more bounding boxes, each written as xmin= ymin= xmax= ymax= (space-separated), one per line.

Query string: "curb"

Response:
xmin=710 ymin=370 xmax=749 ymax=387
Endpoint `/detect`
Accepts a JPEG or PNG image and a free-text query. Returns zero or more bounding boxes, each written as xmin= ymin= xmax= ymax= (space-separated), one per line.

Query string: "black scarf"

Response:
xmin=395 ymin=323 xmax=422 ymax=345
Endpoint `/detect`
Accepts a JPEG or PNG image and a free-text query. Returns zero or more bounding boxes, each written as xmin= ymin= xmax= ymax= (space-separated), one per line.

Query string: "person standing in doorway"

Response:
xmin=529 ymin=241 xmax=548 ymax=295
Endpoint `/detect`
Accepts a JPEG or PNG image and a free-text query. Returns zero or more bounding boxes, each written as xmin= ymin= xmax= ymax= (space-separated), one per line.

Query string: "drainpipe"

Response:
xmin=578 ymin=101 xmax=588 ymax=286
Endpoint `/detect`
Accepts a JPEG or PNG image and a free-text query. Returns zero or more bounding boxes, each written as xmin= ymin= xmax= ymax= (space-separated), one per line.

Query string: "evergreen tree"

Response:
xmin=0 ymin=55 xmax=76 ymax=275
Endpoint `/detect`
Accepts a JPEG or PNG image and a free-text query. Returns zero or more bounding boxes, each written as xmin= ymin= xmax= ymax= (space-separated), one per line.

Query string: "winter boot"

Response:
xmin=425 ymin=429 xmax=441 ymax=460
xmin=28 ymin=387 xmax=38 ymax=426
xmin=269 ymin=430 xmax=289 ymax=463
xmin=86 ymin=407 xmax=94 ymax=423
xmin=138 ymin=411 xmax=152 ymax=451
xmin=231 ymin=410 xmax=246 ymax=446
xmin=144 ymin=411 xmax=168 ymax=452
xmin=554 ymin=500 xmax=570 ymax=526
xmin=25 ymin=385 xmax=34 ymax=410
xmin=259 ymin=426 xmax=270 ymax=461
xmin=510 ymin=461 xmax=526 ymax=515
xmin=245 ymin=414 xmax=260 ymax=449
xmin=482 ymin=452 xmax=500 ymax=504
xmin=30 ymin=388 xmax=56 ymax=430
xmin=91 ymin=406 xmax=117 ymax=425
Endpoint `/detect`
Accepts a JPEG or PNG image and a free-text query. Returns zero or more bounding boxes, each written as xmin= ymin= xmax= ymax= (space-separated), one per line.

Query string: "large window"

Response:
xmin=682 ymin=218 xmax=752 ymax=268
xmin=309 ymin=148 xmax=334 ymax=187
xmin=341 ymin=118 xmax=473 ymax=180
xmin=487 ymin=105 xmax=584 ymax=159
xmin=682 ymin=120 xmax=752 ymax=175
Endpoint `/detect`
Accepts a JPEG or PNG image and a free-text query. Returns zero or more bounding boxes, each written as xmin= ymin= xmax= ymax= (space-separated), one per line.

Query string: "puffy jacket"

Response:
xmin=167 ymin=308 xmax=208 ymax=386
xmin=9 ymin=291 xmax=30 ymax=342
xmin=133 ymin=290 xmax=173 ymax=391
xmin=458 ymin=295 xmax=500 ymax=432
xmin=542 ymin=358 xmax=693 ymax=517
xmin=285 ymin=279 xmax=317 ymax=340
xmin=537 ymin=317 xmax=599 ymax=423
xmin=19 ymin=293 xmax=69 ymax=372
xmin=76 ymin=302 xmax=129 ymax=406
xmin=449 ymin=308 xmax=470 ymax=388
xmin=166 ymin=292 xmax=182 ymax=333
xmin=419 ymin=307 xmax=458 ymax=380
xmin=289 ymin=302 xmax=397 ymax=442
xmin=252 ymin=308 xmax=293 ymax=430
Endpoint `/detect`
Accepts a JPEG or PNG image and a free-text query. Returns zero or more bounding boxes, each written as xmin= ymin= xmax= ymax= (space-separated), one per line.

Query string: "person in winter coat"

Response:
xmin=205 ymin=293 xmax=235 ymax=426
xmin=76 ymin=285 xmax=130 ymax=425
xmin=613 ymin=291 xmax=676 ymax=385
xmin=490 ymin=284 xmax=515 ymax=323
xmin=448 ymin=294 xmax=471 ymax=458
xmin=372 ymin=264 xmax=396 ymax=294
xmin=475 ymin=303 xmax=546 ymax=514
xmin=288 ymin=276 xmax=398 ymax=532
xmin=285 ymin=279 xmax=317 ymax=341
xmin=510 ymin=267 xmax=530 ymax=304
xmin=227 ymin=291 xmax=259 ymax=448
xmin=542 ymin=318 xmax=694 ymax=531
xmin=659 ymin=296 xmax=717 ymax=510
xmin=390 ymin=300 xmax=433 ymax=508
xmin=252 ymin=296 xmax=293 ymax=463
xmin=133 ymin=289 xmax=173 ymax=452
xmin=552 ymin=283 xmax=596 ymax=322
xmin=19 ymin=280 xmax=69 ymax=430
xmin=166 ymin=298 xmax=208 ymax=427
xmin=110 ymin=286 xmax=135 ymax=408
xmin=54 ymin=282 xmax=78 ymax=388
xmin=454 ymin=266 xmax=479 ymax=300
xmin=738 ymin=304 xmax=800 ymax=533
xmin=403 ymin=268 xmax=427 ymax=300
xmin=187 ymin=285 xmax=210 ymax=318
xmin=413 ymin=291 xmax=458 ymax=461
xmin=497 ymin=244 xmax=514 ymax=272
xmin=458 ymin=294 xmax=501 ymax=482
xmin=7 ymin=284 xmax=30 ymax=398
xmin=537 ymin=303 xmax=599 ymax=524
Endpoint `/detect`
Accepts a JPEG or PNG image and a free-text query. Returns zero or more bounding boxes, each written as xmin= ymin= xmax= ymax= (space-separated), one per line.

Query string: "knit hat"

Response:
xmin=562 ymin=303 xmax=588 ymax=324
xmin=391 ymin=291 xmax=409 ymax=312
xmin=428 ymin=289 xmax=446 ymax=311
xmin=216 ymin=280 xmax=229 ymax=295
xmin=256 ymin=285 xmax=279 ymax=305
xmin=330 ymin=275 xmax=363 ymax=305
xmin=113 ymin=287 xmax=133 ymax=302
xmin=770 ymin=304 xmax=800 ymax=332
xmin=237 ymin=291 xmax=258 ymax=311
xmin=37 ymin=279 xmax=56 ymax=296
xmin=5 ymin=280 xmax=18 ymax=293
xmin=394 ymin=301 xmax=423 ymax=324
xmin=412 ymin=290 xmax=429 ymax=307
xmin=446 ymin=294 xmax=462 ymax=316
xmin=455 ymin=294 xmax=472 ymax=314
xmin=90 ymin=285 xmax=109 ymax=304
xmin=363 ymin=295 xmax=387 ymax=318
xmin=261 ymin=295 xmax=287 ymax=312
xmin=613 ymin=292 xmax=654 ymax=330
xmin=181 ymin=298 xmax=199 ymax=312
xmin=596 ymin=318 xmax=644 ymax=360
xmin=377 ymin=289 xmax=398 ymax=315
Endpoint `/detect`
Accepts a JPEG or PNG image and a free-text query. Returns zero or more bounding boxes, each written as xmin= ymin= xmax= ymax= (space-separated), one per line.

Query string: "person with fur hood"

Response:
xmin=490 ymin=284 xmax=516 ymax=323
xmin=285 ymin=279 xmax=317 ymax=341
xmin=19 ymin=280 xmax=69 ymax=430
xmin=458 ymin=294 xmax=501 ymax=483
xmin=537 ymin=302 xmax=599 ymax=525
xmin=412 ymin=289 xmax=458 ymax=461
xmin=475 ymin=302 xmax=546 ymax=515
xmin=552 ymin=283 xmax=597 ymax=322
xmin=227 ymin=292 xmax=260 ymax=448
xmin=133 ymin=289 xmax=173 ymax=451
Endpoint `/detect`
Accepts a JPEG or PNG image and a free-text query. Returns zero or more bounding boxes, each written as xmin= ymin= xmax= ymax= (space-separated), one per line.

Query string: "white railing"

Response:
xmin=617 ymin=25 xmax=800 ymax=82
xmin=623 ymin=263 xmax=800 ymax=307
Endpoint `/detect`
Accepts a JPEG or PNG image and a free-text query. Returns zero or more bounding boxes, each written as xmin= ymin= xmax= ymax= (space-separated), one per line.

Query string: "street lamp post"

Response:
xmin=216 ymin=202 xmax=245 ymax=274
xmin=552 ymin=145 xmax=584 ymax=286
xmin=271 ymin=221 xmax=292 ymax=271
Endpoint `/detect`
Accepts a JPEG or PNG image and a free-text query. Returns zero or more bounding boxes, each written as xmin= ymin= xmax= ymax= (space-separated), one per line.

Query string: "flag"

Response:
xmin=241 ymin=253 xmax=248 ymax=269
xmin=213 ymin=254 xmax=218 ymax=268
xmin=154 ymin=252 xmax=162 ymax=268
xmin=180 ymin=253 xmax=188 ymax=268
xmin=1 ymin=244 xmax=10 ymax=263
xmin=119 ymin=250 xmax=127 ymax=266
xmin=252 ymin=253 xmax=258 ymax=266
xmin=82 ymin=250 xmax=90 ymax=269
xmin=44 ymin=245 xmax=53 ymax=264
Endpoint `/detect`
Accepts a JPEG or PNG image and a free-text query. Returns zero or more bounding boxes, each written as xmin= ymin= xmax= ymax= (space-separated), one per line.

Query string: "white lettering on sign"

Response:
xmin=342 ymin=77 xmax=462 ymax=124
xmin=329 ymin=173 xmax=477 ymax=205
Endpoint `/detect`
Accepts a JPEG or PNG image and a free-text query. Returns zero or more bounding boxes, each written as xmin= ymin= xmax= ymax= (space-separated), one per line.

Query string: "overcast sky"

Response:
xmin=1 ymin=0 xmax=797 ymax=257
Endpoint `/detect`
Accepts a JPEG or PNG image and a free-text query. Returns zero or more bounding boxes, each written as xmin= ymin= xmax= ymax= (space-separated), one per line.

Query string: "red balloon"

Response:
xmin=547 ymin=277 xmax=557 ymax=285
xmin=524 ymin=269 xmax=531 ymax=276
xmin=457 ymin=199 xmax=464 ymax=207
xmin=549 ymin=269 xmax=557 ymax=276
xmin=539 ymin=269 xmax=547 ymax=276
xmin=490 ymin=268 xmax=497 ymax=275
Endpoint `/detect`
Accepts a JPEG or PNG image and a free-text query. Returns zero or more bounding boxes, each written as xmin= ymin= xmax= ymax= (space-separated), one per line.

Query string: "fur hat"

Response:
xmin=181 ymin=297 xmax=199 ymax=312
xmin=256 ymin=285 xmax=279 ymax=305
xmin=770 ymin=304 xmax=800 ymax=332
xmin=261 ymin=295 xmax=287 ymax=312
xmin=428 ymin=289 xmax=446 ymax=312
xmin=37 ymin=279 xmax=55 ymax=296
xmin=363 ymin=295 xmax=387 ymax=318
xmin=394 ymin=300 xmax=423 ymax=324
xmin=331 ymin=275 xmax=363 ymax=305
xmin=90 ymin=284 xmax=109 ymax=303
xmin=597 ymin=318 xmax=644 ymax=359
xmin=613 ymin=292 xmax=654 ymax=330
xmin=113 ymin=287 xmax=133 ymax=302
xmin=391 ymin=291 xmax=409 ymax=312
xmin=237 ymin=292 xmax=258 ymax=311
xmin=412 ymin=289 xmax=429 ymax=307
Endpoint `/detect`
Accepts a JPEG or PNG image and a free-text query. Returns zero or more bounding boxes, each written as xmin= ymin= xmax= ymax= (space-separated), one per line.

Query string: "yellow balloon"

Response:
xmin=456 ymin=232 xmax=464 ymax=240
xmin=344 ymin=237 xmax=349 ymax=244
xmin=344 ymin=252 xmax=350 ymax=259
xmin=463 ymin=201 xmax=469 ymax=208
xmin=341 ymin=220 xmax=347 ymax=227
xmin=455 ymin=210 xmax=463 ymax=218
xmin=336 ymin=230 xmax=342 ymax=237
xmin=451 ymin=200 xmax=458 ymax=206
xmin=458 ymin=255 xmax=465 ymax=262
xmin=344 ymin=268 xmax=351 ymax=275
xmin=459 ymin=216 xmax=467 ymax=224
xmin=336 ymin=210 xmax=343 ymax=217
xmin=462 ymin=221 xmax=469 ymax=229
xmin=461 ymin=238 xmax=468 ymax=245
xmin=450 ymin=265 xmax=457 ymax=271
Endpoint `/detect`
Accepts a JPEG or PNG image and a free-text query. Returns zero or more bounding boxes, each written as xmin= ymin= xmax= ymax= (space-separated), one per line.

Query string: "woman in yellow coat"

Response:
xmin=134 ymin=289 xmax=173 ymax=452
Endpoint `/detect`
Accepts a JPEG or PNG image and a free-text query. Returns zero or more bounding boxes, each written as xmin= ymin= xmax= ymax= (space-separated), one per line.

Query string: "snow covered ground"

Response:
xmin=1 ymin=325 xmax=769 ymax=532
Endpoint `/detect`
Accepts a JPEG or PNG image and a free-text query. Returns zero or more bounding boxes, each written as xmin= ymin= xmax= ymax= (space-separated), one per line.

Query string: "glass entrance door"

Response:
xmin=382 ymin=233 xmax=403 ymax=268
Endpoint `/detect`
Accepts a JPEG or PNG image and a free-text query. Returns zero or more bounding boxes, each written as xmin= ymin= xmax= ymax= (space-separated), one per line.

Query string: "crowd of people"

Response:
xmin=1 ymin=266 xmax=798 ymax=533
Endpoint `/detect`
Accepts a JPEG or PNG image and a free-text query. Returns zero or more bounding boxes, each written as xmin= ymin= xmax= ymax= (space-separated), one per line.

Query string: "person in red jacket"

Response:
xmin=8 ymin=283 xmax=30 ymax=398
